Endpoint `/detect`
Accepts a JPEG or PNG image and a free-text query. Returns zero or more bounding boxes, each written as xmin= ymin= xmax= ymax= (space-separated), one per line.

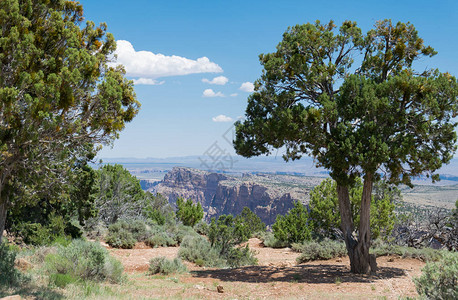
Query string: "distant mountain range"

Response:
xmin=98 ymin=155 xmax=458 ymax=185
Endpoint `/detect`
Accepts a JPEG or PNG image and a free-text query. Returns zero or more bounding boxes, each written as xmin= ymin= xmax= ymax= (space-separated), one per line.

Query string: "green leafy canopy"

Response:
xmin=0 ymin=0 xmax=140 ymax=241
xmin=234 ymin=20 xmax=457 ymax=187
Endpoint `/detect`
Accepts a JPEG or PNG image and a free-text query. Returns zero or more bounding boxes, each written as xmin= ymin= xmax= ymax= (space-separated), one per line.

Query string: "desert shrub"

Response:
xmin=105 ymin=221 xmax=136 ymax=249
xmin=260 ymin=232 xmax=289 ymax=248
xmin=146 ymin=209 xmax=166 ymax=226
xmin=125 ymin=219 xmax=149 ymax=241
xmin=11 ymin=213 xmax=70 ymax=246
xmin=176 ymin=198 xmax=203 ymax=227
xmin=0 ymin=241 xmax=23 ymax=287
xmin=45 ymin=239 xmax=123 ymax=284
xmin=295 ymin=239 xmax=347 ymax=263
xmin=148 ymin=257 xmax=187 ymax=275
xmin=272 ymin=202 xmax=311 ymax=245
xmin=414 ymin=251 xmax=458 ymax=300
xmin=12 ymin=222 xmax=53 ymax=246
xmin=194 ymin=220 xmax=209 ymax=235
xmin=144 ymin=193 xmax=174 ymax=225
xmin=178 ymin=235 xmax=225 ymax=267
xmin=167 ymin=223 xmax=199 ymax=244
xmin=208 ymin=214 xmax=250 ymax=256
xmin=226 ymin=246 xmax=258 ymax=268
xmin=49 ymin=273 xmax=79 ymax=288
xmin=370 ymin=239 xmax=444 ymax=262
xmin=145 ymin=232 xmax=177 ymax=248
xmin=235 ymin=207 xmax=266 ymax=237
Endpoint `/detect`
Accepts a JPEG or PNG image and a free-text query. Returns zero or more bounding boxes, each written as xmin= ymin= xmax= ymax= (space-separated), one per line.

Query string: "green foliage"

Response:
xmin=105 ymin=221 xmax=136 ymax=249
xmin=176 ymin=198 xmax=203 ymax=227
xmin=208 ymin=214 xmax=250 ymax=257
xmin=94 ymin=165 xmax=146 ymax=225
xmin=144 ymin=193 xmax=173 ymax=226
xmin=309 ymin=178 xmax=397 ymax=239
xmin=235 ymin=207 xmax=266 ymax=237
xmin=11 ymin=213 xmax=71 ymax=246
xmin=145 ymin=232 xmax=177 ymax=248
xmin=233 ymin=19 xmax=457 ymax=272
xmin=49 ymin=273 xmax=78 ymax=288
xmin=45 ymin=239 xmax=123 ymax=284
xmin=178 ymin=235 xmax=225 ymax=267
xmin=204 ymin=214 xmax=258 ymax=267
xmin=308 ymin=179 xmax=340 ymax=238
xmin=148 ymin=257 xmax=187 ymax=275
xmin=125 ymin=219 xmax=149 ymax=241
xmin=6 ymin=162 xmax=96 ymax=243
xmin=260 ymin=232 xmax=289 ymax=248
xmin=142 ymin=223 xmax=198 ymax=248
xmin=193 ymin=220 xmax=209 ymax=235
xmin=0 ymin=241 xmax=23 ymax=287
xmin=0 ymin=0 xmax=139 ymax=243
xmin=272 ymin=202 xmax=311 ymax=245
xmin=414 ymin=251 xmax=458 ymax=300
xmin=235 ymin=19 xmax=456 ymax=187
xmin=370 ymin=239 xmax=445 ymax=262
xmin=225 ymin=246 xmax=258 ymax=268
xmin=295 ymin=239 xmax=347 ymax=263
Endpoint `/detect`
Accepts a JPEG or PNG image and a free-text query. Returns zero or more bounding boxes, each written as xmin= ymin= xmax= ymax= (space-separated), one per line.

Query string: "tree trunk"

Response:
xmin=0 ymin=194 xmax=8 ymax=244
xmin=337 ymin=174 xmax=376 ymax=274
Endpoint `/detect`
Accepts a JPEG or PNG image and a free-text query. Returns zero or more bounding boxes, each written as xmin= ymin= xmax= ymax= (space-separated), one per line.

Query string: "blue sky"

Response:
xmin=79 ymin=0 xmax=458 ymax=159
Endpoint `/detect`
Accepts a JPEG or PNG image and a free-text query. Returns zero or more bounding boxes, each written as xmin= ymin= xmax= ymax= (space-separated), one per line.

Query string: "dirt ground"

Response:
xmin=106 ymin=238 xmax=425 ymax=299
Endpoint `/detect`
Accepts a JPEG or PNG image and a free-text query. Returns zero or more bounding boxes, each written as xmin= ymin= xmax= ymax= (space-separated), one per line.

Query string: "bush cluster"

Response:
xmin=105 ymin=218 xmax=203 ymax=249
xmin=10 ymin=214 xmax=73 ymax=246
xmin=176 ymin=198 xmax=204 ymax=227
xmin=235 ymin=207 xmax=266 ymax=237
xmin=258 ymin=232 xmax=289 ymax=248
xmin=105 ymin=221 xmax=137 ymax=249
xmin=272 ymin=201 xmax=311 ymax=245
xmin=0 ymin=241 xmax=24 ymax=287
xmin=415 ymin=251 xmax=458 ymax=300
xmin=148 ymin=257 xmax=187 ymax=275
xmin=45 ymin=239 xmax=123 ymax=287
xmin=369 ymin=239 xmax=445 ymax=262
xmin=180 ymin=214 xmax=258 ymax=268
xmin=178 ymin=235 xmax=225 ymax=267
xmin=294 ymin=239 xmax=347 ymax=263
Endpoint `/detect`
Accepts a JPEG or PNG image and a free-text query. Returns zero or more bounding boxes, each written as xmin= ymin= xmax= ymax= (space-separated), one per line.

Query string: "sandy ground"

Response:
xmin=106 ymin=238 xmax=425 ymax=299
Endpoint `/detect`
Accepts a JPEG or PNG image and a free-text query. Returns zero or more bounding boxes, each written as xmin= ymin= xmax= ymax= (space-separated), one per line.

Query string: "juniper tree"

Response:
xmin=234 ymin=20 xmax=457 ymax=273
xmin=0 ymin=0 xmax=140 ymax=242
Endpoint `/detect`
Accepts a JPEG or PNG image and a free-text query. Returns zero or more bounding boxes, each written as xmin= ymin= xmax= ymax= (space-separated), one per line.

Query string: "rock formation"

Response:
xmin=148 ymin=167 xmax=321 ymax=225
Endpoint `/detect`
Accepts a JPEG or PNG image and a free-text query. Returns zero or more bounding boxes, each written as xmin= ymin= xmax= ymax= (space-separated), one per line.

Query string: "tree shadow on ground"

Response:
xmin=0 ymin=281 xmax=64 ymax=300
xmin=191 ymin=263 xmax=406 ymax=284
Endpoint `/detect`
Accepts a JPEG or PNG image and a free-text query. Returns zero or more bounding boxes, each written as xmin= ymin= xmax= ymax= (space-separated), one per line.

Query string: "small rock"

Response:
xmin=388 ymin=257 xmax=395 ymax=262
xmin=194 ymin=285 xmax=204 ymax=290
xmin=217 ymin=285 xmax=224 ymax=293
xmin=336 ymin=258 xmax=342 ymax=262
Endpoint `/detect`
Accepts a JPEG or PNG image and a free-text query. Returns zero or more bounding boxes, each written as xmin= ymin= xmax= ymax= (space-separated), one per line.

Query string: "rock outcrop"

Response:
xmin=149 ymin=167 xmax=318 ymax=225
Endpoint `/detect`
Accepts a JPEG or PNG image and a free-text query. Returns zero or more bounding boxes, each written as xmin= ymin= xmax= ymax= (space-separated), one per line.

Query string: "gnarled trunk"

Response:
xmin=337 ymin=174 xmax=376 ymax=274
xmin=0 ymin=191 xmax=8 ymax=244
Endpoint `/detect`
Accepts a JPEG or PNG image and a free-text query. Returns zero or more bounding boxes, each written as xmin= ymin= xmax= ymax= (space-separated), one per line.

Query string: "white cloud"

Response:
xmin=212 ymin=115 xmax=233 ymax=122
xmin=203 ymin=89 xmax=224 ymax=98
xmin=230 ymin=93 xmax=238 ymax=97
xmin=132 ymin=78 xmax=165 ymax=85
xmin=239 ymin=81 xmax=255 ymax=92
xmin=114 ymin=40 xmax=223 ymax=78
xmin=202 ymin=76 xmax=229 ymax=85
